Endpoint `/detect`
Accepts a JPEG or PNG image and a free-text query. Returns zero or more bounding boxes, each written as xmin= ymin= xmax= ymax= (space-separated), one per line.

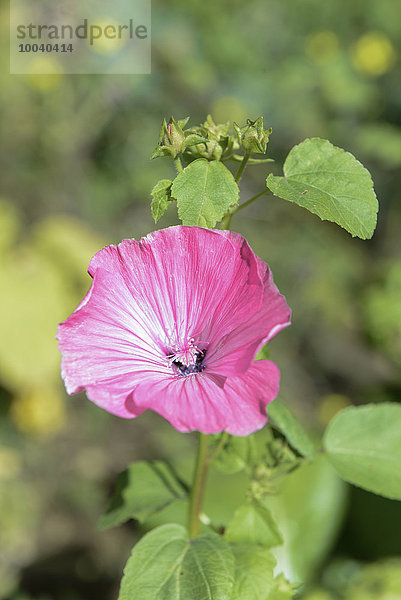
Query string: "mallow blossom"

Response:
xmin=57 ymin=226 xmax=291 ymax=435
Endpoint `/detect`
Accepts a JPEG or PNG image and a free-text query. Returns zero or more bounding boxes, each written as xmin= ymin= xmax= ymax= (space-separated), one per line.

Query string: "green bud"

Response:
xmin=184 ymin=115 xmax=239 ymax=161
xmin=151 ymin=116 xmax=205 ymax=160
xmin=234 ymin=116 xmax=272 ymax=154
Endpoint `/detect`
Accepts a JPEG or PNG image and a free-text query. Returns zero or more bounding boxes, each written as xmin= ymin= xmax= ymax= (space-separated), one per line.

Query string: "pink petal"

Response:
xmin=87 ymin=226 xmax=266 ymax=349
xmin=132 ymin=360 xmax=280 ymax=435
xmin=57 ymin=268 xmax=170 ymax=398
xmin=205 ymin=266 xmax=291 ymax=376
xmin=85 ymin=374 xmax=147 ymax=418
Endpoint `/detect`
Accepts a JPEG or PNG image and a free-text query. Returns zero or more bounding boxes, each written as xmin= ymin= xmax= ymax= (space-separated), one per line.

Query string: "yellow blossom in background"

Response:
xmin=318 ymin=394 xmax=351 ymax=426
xmin=305 ymin=31 xmax=340 ymax=65
xmin=89 ymin=19 xmax=127 ymax=55
xmin=0 ymin=201 xmax=104 ymax=437
xmin=10 ymin=386 xmax=66 ymax=436
xmin=24 ymin=57 xmax=63 ymax=91
xmin=352 ymin=32 xmax=396 ymax=76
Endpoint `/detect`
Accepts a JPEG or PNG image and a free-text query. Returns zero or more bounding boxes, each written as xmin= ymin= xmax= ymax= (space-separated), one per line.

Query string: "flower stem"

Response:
xmin=209 ymin=431 xmax=229 ymax=464
xmin=235 ymin=152 xmax=250 ymax=183
xmin=232 ymin=189 xmax=269 ymax=215
xmin=174 ymin=157 xmax=183 ymax=173
xmin=220 ymin=189 xmax=270 ymax=230
xmin=189 ymin=432 xmax=209 ymax=538
xmin=220 ymin=212 xmax=233 ymax=230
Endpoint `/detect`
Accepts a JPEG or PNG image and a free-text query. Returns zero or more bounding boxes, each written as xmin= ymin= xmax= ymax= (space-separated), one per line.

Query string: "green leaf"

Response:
xmin=171 ymin=158 xmax=239 ymax=227
xmin=269 ymin=574 xmax=297 ymax=600
xmin=225 ymin=501 xmax=283 ymax=548
xmin=97 ymin=461 xmax=187 ymax=530
xmin=269 ymin=400 xmax=315 ymax=459
xmin=231 ymin=544 xmax=276 ymax=600
xmin=150 ymin=178 xmax=173 ymax=223
xmin=118 ymin=524 xmax=235 ymax=600
xmin=264 ymin=455 xmax=347 ymax=582
xmin=323 ymin=403 xmax=401 ymax=500
xmin=266 ymin=138 xmax=378 ymax=239
xmin=213 ymin=434 xmax=259 ymax=475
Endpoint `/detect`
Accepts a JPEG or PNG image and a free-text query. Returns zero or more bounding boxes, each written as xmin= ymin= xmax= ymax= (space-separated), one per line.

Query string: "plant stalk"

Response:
xmin=234 ymin=152 xmax=250 ymax=183
xmin=232 ymin=189 xmax=269 ymax=215
xmin=220 ymin=189 xmax=270 ymax=230
xmin=189 ymin=432 xmax=210 ymax=538
xmin=174 ymin=157 xmax=183 ymax=173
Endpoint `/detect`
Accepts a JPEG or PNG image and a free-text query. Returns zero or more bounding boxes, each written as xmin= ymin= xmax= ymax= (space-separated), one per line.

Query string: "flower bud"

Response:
xmin=234 ymin=116 xmax=272 ymax=154
xmin=151 ymin=117 xmax=208 ymax=160
xmin=184 ymin=115 xmax=239 ymax=161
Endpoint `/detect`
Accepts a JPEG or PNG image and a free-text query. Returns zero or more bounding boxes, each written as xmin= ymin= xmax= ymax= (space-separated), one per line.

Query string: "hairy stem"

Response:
xmin=189 ymin=432 xmax=210 ymax=538
xmin=174 ymin=157 xmax=183 ymax=173
xmin=234 ymin=152 xmax=250 ymax=183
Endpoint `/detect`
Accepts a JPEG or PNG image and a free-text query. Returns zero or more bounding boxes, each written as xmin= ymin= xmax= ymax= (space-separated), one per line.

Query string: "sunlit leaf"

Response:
xmin=172 ymin=158 xmax=239 ymax=227
xmin=118 ymin=524 xmax=234 ymax=600
xmin=266 ymin=138 xmax=378 ymax=239
xmin=323 ymin=403 xmax=401 ymax=500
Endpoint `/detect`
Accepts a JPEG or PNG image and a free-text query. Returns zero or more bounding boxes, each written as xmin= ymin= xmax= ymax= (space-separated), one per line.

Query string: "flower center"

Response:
xmin=167 ymin=339 xmax=206 ymax=376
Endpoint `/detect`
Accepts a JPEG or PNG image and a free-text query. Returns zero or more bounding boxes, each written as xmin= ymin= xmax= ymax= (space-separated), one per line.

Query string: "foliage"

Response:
xmin=268 ymin=400 xmax=316 ymax=460
xmin=172 ymin=158 xmax=239 ymax=227
xmin=98 ymin=461 xmax=188 ymax=529
xmin=118 ymin=524 xmax=235 ymax=600
xmin=324 ymin=403 xmax=401 ymax=499
xmin=266 ymin=138 xmax=378 ymax=239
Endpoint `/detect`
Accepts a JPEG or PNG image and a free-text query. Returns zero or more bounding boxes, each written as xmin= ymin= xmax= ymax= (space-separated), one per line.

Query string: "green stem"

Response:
xmin=209 ymin=431 xmax=229 ymax=464
xmin=234 ymin=152 xmax=250 ymax=183
xmin=220 ymin=212 xmax=233 ymax=230
xmin=232 ymin=189 xmax=269 ymax=215
xmin=189 ymin=433 xmax=210 ymax=538
xmin=174 ymin=157 xmax=183 ymax=173
xmin=220 ymin=189 xmax=270 ymax=230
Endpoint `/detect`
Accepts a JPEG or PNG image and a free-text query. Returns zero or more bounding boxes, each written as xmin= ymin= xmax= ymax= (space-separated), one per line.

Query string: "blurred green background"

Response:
xmin=1 ymin=0 xmax=401 ymax=598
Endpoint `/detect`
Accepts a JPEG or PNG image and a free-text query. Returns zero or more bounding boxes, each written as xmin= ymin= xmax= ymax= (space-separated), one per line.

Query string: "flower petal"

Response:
xmin=87 ymin=226 xmax=266 ymax=350
xmin=57 ymin=268 xmax=170 ymax=397
xmin=85 ymin=374 xmax=147 ymax=418
xmin=132 ymin=360 xmax=280 ymax=435
xmin=205 ymin=267 xmax=291 ymax=376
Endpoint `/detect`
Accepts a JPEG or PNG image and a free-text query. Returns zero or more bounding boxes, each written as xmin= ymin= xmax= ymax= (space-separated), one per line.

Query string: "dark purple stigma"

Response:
xmin=173 ymin=349 xmax=206 ymax=376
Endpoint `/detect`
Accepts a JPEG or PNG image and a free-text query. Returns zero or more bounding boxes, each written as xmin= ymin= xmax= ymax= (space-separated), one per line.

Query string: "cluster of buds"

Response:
xmin=183 ymin=115 xmax=239 ymax=161
xmin=151 ymin=114 xmax=272 ymax=163
xmin=233 ymin=116 xmax=272 ymax=154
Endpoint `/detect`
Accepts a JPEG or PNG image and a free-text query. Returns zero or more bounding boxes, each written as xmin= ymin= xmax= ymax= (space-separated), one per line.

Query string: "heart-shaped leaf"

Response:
xmin=266 ymin=138 xmax=378 ymax=239
xmin=172 ymin=158 xmax=239 ymax=227
xmin=118 ymin=524 xmax=235 ymax=600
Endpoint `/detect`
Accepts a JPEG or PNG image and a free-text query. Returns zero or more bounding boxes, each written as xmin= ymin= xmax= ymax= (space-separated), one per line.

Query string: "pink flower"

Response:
xmin=57 ymin=226 xmax=291 ymax=435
